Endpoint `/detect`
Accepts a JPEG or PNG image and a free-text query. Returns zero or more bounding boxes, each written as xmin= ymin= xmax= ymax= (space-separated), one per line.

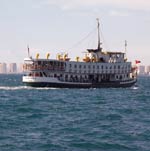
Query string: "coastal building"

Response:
xmin=0 ymin=63 xmax=7 ymax=73
xmin=17 ymin=63 xmax=24 ymax=73
xmin=145 ymin=66 xmax=150 ymax=75
xmin=138 ymin=65 xmax=145 ymax=75
xmin=9 ymin=63 xmax=17 ymax=73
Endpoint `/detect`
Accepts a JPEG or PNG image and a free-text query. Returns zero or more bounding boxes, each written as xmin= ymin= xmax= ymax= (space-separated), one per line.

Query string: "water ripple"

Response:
xmin=0 ymin=75 xmax=150 ymax=151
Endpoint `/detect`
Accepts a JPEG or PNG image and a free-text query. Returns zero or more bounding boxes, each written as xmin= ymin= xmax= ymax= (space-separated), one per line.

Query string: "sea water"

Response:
xmin=0 ymin=74 xmax=150 ymax=151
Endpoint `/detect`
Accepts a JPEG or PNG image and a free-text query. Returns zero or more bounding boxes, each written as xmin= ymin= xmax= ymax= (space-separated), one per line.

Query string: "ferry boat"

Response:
xmin=22 ymin=19 xmax=137 ymax=88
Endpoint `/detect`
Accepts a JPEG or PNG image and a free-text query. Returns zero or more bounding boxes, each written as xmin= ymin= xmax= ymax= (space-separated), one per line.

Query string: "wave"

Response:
xmin=0 ymin=86 xmax=59 ymax=90
xmin=34 ymin=87 xmax=60 ymax=90
xmin=0 ymin=86 xmax=140 ymax=91
xmin=0 ymin=86 xmax=31 ymax=90
xmin=131 ymin=86 xmax=139 ymax=90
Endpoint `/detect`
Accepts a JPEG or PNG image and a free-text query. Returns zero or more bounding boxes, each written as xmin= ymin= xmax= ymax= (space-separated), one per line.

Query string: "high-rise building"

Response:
xmin=145 ymin=66 xmax=150 ymax=75
xmin=9 ymin=63 xmax=17 ymax=73
xmin=0 ymin=63 xmax=7 ymax=73
xmin=17 ymin=63 xmax=24 ymax=73
xmin=138 ymin=65 xmax=145 ymax=75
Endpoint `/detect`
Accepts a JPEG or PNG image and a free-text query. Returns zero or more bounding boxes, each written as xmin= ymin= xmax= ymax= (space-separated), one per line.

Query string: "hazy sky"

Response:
xmin=0 ymin=0 xmax=150 ymax=65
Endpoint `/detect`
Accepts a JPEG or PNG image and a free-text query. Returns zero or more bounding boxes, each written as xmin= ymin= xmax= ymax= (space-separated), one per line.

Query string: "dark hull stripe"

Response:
xmin=23 ymin=81 xmax=136 ymax=88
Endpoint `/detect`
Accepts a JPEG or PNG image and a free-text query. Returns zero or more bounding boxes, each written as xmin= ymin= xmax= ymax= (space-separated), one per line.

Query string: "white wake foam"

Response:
xmin=0 ymin=86 xmax=59 ymax=90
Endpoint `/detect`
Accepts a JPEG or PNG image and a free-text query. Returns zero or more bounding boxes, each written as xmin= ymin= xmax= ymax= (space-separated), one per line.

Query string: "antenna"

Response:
xmin=124 ymin=40 xmax=127 ymax=60
xmin=27 ymin=45 xmax=30 ymax=58
xmin=125 ymin=40 xmax=127 ymax=54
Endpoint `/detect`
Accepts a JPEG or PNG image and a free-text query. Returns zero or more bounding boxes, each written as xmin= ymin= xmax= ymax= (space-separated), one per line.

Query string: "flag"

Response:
xmin=135 ymin=60 xmax=141 ymax=64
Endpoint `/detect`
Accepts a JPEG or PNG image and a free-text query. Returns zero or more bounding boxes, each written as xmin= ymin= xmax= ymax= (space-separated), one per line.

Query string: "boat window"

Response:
xmin=54 ymin=74 xmax=57 ymax=77
xmin=38 ymin=61 xmax=41 ymax=65
xmin=43 ymin=62 xmax=46 ymax=66
xmin=28 ymin=72 xmax=32 ymax=76
xmin=60 ymin=74 xmax=62 ymax=77
xmin=35 ymin=72 xmax=39 ymax=77
xmin=40 ymin=72 xmax=43 ymax=77
xmin=49 ymin=61 xmax=53 ymax=66
xmin=117 ymin=54 xmax=120 ymax=58
xmin=43 ymin=72 xmax=47 ymax=77
xmin=100 ymin=57 xmax=104 ymax=62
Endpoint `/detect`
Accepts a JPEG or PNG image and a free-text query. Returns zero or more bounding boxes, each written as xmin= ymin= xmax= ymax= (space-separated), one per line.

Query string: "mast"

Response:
xmin=97 ymin=18 xmax=101 ymax=51
xmin=87 ymin=18 xmax=102 ymax=53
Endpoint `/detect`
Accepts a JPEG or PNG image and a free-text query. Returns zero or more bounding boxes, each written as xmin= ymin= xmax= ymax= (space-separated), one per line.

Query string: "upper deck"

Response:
xmin=23 ymin=54 xmax=132 ymax=76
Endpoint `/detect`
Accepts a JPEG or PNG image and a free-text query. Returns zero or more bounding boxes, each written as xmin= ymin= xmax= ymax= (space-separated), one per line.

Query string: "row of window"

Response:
xmin=36 ymin=61 xmax=65 ymax=66
xmin=68 ymin=69 xmax=130 ymax=74
xmin=68 ymin=64 xmax=131 ymax=70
